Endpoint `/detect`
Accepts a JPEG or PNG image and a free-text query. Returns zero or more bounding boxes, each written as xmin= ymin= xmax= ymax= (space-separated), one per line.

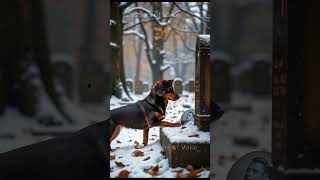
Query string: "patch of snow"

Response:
xmin=110 ymin=19 xmax=117 ymax=26
xmin=123 ymin=30 xmax=145 ymax=40
xmin=110 ymin=42 xmax=119 ymax=48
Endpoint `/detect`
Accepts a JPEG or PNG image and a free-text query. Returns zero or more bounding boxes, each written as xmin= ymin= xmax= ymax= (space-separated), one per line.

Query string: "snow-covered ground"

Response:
xmin=211 ymin=92 xmax=272 ymax=180
xmin=0 ymin=101 xmax=107 ymax=154
xmin=110 ymin=91 xmax=210 ymax=178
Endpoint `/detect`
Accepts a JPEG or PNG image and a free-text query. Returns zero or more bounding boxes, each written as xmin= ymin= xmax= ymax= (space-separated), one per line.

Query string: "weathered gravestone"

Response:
xmin=143 ymin=82 xmax=149 ymax=92
xmin=213 ymin=52 xmax=232 ymax=104
xmin=173 ymin=78 xmax=183 ymax=95
xmin=186 ymin=80 xmax=195 ymax=92
xmin=134 ymin=80 xmax=143 ymax=94
xmin=194 ymin=35 xmax=211 ymax=132
xmin=160 ymin=35 xmax=210 ymax=168
xmin=126 ymin=78 xmax=133 ymax=93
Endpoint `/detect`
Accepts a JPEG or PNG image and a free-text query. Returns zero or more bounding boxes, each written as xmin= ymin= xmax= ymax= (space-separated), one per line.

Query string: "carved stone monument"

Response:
xmin=194 ymin=35 xmax=211 ymax=132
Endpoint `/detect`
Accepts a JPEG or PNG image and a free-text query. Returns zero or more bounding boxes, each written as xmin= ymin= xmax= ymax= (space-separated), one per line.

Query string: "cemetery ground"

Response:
xmin=110 ymin=90 xmax=271 ymax=179
xmin=110 ymin=91 xmax=211 ymax=178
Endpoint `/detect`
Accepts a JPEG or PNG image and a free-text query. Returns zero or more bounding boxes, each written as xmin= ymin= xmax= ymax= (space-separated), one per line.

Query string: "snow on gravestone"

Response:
xmin=160 ymin=35 xmax=210 ymax=168
xmin=173 ymin=78 xmax=183 ymax=95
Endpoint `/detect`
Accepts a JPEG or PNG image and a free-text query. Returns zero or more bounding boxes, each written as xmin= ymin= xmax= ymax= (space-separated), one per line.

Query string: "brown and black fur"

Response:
xmin=109 ymin=80 xmax=181 ymax=148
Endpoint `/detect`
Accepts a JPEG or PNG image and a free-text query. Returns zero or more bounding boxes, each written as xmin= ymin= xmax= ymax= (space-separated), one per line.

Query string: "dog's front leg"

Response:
xmin=143 ymin=128 xmax=149 ymax=146
xmin=159 ymin=121 xmax=181 ymax=127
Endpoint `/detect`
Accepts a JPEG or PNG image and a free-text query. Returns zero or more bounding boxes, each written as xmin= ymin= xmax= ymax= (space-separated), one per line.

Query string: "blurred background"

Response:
xmin=211 ymin=0 xmax=272 ymax=179
xmin=0 ymin=0 xmax=108 ymax=153
xmin=110 ymin=2 xmax=210 ymax=101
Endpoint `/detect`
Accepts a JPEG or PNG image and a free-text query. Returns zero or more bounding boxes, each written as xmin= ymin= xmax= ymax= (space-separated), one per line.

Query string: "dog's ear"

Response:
xmin=167 ymin=80 xmax=174 ymax=84
xmin=153 ymin=81 xmax=165 ymax=96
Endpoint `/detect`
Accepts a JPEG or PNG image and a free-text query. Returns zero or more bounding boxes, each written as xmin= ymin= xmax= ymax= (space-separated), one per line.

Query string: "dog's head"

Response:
xmin=152 ymin=80 xmax=180 ymax=101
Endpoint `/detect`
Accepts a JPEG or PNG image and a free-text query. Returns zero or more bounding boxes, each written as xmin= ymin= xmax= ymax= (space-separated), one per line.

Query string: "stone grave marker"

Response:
xmin=143 ymin=82 xmax=149 ymax=92
xmin=187 ymin=80 xmax=195 ymax=92
xmin=173 ymin=78 xmax=183 ymax=95
xmin=194 ymin=35 xmax=211 ymax=132
xmin=134 ymin=80 xmax=143 ymax=94
xmin=126 ymin=79 xmax=133 ymax=92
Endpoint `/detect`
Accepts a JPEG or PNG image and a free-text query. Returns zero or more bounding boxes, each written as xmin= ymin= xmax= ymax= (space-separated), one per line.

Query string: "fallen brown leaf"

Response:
xmin=132 ymin=150 xmax=144 ymax=157
xmin=160 ymin=150 xmax=166 ymax=156
xmin=151 ymin=134 xmax=158 ymax=137
xmin=116 ymin=140 xmax=122 ymax=144
xmin=181 ymin=126 xmax=186 ymax=129
xmin=143 ymin=156 xmax=150 ymax=161
xmin=115 ymin=161 xmax=126 ymax=168
xmin=117 ymin=170 xmax=130 ymax=178
xmin=144 ymin=165 xmax=159 ymax=176
xmin=186 ymin=171 xmax=200 ymax=178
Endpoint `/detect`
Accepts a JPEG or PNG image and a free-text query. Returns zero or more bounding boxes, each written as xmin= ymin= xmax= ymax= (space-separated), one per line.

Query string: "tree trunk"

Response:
xmin=134 ymin=40 xmax=143 ymax=82
xmin=151 ymin=2 xmax=165 ymax=83
xmin=111 ymin=2 xmax=132 ymax=100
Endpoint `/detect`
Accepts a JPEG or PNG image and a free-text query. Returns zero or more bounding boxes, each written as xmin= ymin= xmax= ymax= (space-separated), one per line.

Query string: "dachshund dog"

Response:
xmin=110 ymin=80 xmax=181 ymax=149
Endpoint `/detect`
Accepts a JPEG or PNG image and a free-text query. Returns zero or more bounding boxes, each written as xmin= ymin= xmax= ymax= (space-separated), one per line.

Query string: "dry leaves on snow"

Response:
xmin=131 ymin=150 xmax=144 ymax=157
xmin=116 ymin=140 xmax=122 ymax=144
xmin=144 ymin=165 xmax=159 ymax=176
xmin=115 ymin=161 xmax=126 ymax=168
xmin=175 ymin=164 xmax=203 ymax=178
xmin=117 ymin=170 xmax=130 ymax=178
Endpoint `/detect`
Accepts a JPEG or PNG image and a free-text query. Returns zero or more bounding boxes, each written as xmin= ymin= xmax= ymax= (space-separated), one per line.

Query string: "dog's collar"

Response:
xmin=137 ymin=101 xmax=152 ymax=128
xmin=145 ymin=97 xmax=165 ymax=115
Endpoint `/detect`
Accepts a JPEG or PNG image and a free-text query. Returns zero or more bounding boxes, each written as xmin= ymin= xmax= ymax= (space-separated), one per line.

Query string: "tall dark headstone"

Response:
xmin=194 ymin=35 xmax=211 ymax=132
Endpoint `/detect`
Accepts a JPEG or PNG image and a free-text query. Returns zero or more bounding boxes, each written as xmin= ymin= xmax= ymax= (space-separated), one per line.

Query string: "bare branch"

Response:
xmin=134 ymin=2 xmax=153 ymax=67
xmin=123 ymin=18 xmax=152 ymax=31
xmin=169 ymin=23 xmax=199 ymax=34
xmin=123 ymin=30 xmax=145 ymax=41
xmin=123 ymin=7 xmax=169 ymax=27
xmin=119 ymin=2 xmax=133 ymax=11
xmin=185 ymin=2 xmax=199 ymax=32
xmin=173 ymin=2 xmax=210 ymax=22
